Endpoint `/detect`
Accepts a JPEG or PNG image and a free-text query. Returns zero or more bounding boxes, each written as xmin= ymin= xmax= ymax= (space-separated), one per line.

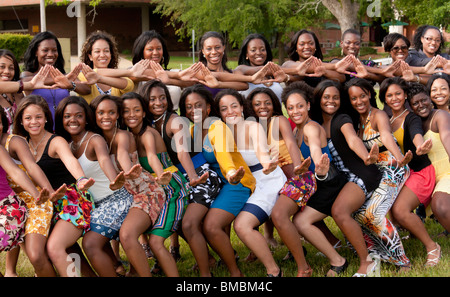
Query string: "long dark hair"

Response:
xmin=138 ymin=79 xmax=174 ymax=113
xmin=343 ymin=78 xmax=378 ymax=130
xmin=89 ymin=94 xmax=123 ymax=134
xmin=378 ymin=76 xmax=409 ymax=104
xmin=288 ymin=29 xmax=323 ymax=61
xmin=245 ymin=87 xmax=283 ymax=119
xmin=310 ymin=80 xmax=342 ymax=124
xmin=413 ymin=25 xmax=445 ymax=54
xmin=0 ymin=49 xmax=20 ymax=81
xmin=132 ymin=30 xmax=170 ymax=69
xmin=23 ymin=31 xmax=65 ymax=73
xmin=121 ymin=92 xmax=152 ymax=136
xmin=238 ymin=33 xmax=273 ymax=66
xmin=199 ymin=31 xmax=232 ymax=73
xmin=13 ymin=95 xmax=54 ymax=137
xmin=54 ymin=96 xmax=98 ymax=142
xmin=179 ymin=84 xmax=219 ymax=119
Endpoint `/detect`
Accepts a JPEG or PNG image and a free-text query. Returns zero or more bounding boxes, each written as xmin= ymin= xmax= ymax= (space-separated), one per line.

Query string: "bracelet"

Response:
xmin=70 ymin=81 xmax=76 ymax=91
xmin=415 ymin=75 xmax=420 ymax=83
xmin=284 ymin=74 xmax=290 ymax=83
xmin=17 ymin=80 xmax=24 ymax=93
xmin=76 ymin=176 xmax=88 ymax=186
xmin=314 ymin=172 xmax=328 ymax=181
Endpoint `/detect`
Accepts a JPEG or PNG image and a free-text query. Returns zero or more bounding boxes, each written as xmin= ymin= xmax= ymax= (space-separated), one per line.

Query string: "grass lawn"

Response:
xmin=1 ymin=216 xmax=448 ymax=277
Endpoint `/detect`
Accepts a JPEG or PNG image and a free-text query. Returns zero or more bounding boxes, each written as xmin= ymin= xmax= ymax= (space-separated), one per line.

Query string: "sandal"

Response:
xmin=297 ymin=265 xmax=313 ymax=277
xmin=326 ymin=259 xmax=348 ymax=277
xmin=352 ymin=254 xmax=380 ymax=277
xmin=425 ymin=243 xmax=441 ymax=267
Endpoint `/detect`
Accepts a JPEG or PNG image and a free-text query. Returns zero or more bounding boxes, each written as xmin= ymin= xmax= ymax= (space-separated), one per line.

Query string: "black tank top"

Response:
xmin=36 ymin=134 xmax=76 ymax=189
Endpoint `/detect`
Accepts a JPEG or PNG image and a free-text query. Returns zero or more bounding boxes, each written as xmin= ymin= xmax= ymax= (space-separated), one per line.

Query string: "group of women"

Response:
xmin=0 ymin=23 xmax=448 ymax=278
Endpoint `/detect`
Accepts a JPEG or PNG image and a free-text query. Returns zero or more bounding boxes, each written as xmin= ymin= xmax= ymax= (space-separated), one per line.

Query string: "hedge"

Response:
xmin=0 ymin=33 xmax=33 ymax=62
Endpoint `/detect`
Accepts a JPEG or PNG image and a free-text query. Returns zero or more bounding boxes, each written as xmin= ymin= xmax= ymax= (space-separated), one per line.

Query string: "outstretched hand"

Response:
xmin=48 ymin=184 xmax=68 ymax=203
xmin=314 ymin=153 xmax=330 ymax=177
xmin=416 ymin=138 xmax=432 ymax=156
xmin=156 ymin=171 xmax=172 ymax=185
xmin=364 ymin=143 xmax=379 ymax=165
xmin=109 ymin=171 xmax=126 ymax=191
xmin=77 ymin=177 xmax=95 ymax=192
xmin=35 ymin=187 xmax=50 ymax=205
xmin=294 ymin=156 xmax=311 ymax=175
xmin=398 ymin=150 xmax=413 ymax=168
xmin=189 ymin=171 xmax=209 ymax=187
xmin=124 ymin=164 xmax=143 ymax=180
xmin=227 ymin=166 xmax=245 ymax=185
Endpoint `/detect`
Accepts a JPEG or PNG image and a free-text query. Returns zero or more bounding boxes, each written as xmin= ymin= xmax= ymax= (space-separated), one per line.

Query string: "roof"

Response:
xmin=0 ymin=0 xmax=151 ymax=7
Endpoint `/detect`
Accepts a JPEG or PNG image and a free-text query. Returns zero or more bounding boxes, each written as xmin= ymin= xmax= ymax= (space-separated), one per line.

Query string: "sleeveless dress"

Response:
xmin=5 ymin=134 xmax=53 ymax=237
xmin=424 ymin=111 xmax=450 ymax=195
xmin=139 ymin=152 xmax=189 ymax=238
xmin=36 ymin=134 xmax=94 ymax=234
xmin=355 ymin=109 xmax=410 ymax=266
xmin=110 ymin=151 xmax=166 ymax=228
xmin=77 ymin=134 xmax=133 ymax=240
xmin=0 ymin=164 xmax=27 ymax=252
xmin=240 ymin=149 xmax=286 ymax=224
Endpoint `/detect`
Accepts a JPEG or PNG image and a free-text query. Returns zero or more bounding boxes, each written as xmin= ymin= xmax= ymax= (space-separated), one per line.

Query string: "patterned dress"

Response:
xmin=355 ymin=109 xmax=410 ymax=266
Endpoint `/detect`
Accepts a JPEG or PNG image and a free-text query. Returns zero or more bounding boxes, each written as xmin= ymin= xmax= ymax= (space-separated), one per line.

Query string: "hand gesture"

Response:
xmin=77 ymin=177 xmax=95 ymax=192
xmin=109 ymin=171 xmax=126 ymax=191
xmin=189 ymin=171 xmax=209 ymax=187
xmin=227 ymin=166 xmax=245 ymax=185
xmin=314 ymin=153 xmax=330 ymax=177
xmin=400 ymin=61 xmax=415 ymax=81
xmin=124 ymin=164 xmax=143 ymax=179
xmin=81 ymin=63 xmax=100 ymax=85
xmin=35 ymin=187 xmax=50 ymax=205
xmin=178 ymin=62 xmax=202 ymax=82
xmin=66 ymin=63 xmax=83 ymax=82
xmin=198 ymin=64 xmax=220 ymax=88
xmin=156 ymin=171 xmax=172 ymax=185
xmin=294 ymin=156 xmax=311 ymax=175
xmin=381 ymin=60 xmax=401 ymax=77
xmin=364 ymin=143 xmax=379 ymax=165
xmin=131 ymin=59 xmax=154 ymax=80
xmin=351 ymin=56 xmax=369 ymax=78
xmin=416 ymin=138 xmax=432 ymax=156
xmin=49 ymin=184 xmax=68 ymax=203
xmin=149 ymin=60 xmax=170 ymax=84
xmin=49 ymin=66 xmax=73 ymax=89
xmin=29 ymin=65 xmax=52 ymax=89
xmin=398 ymin=150 xmax=413 ymax=168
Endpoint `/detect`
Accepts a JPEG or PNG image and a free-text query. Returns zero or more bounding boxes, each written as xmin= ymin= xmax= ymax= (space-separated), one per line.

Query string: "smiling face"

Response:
xmin=143 ymin=38 xmax=164 ymax=64
xmin=95 ymin=99 xmax=119 ymax=132
xmin=36 ymin=39 xmax=58 ymax=67
xmin=218 ymin=95 xmax=243 ymax=125
xmin=252 ymin=92 xmax=274 ymax=119
xmin=320 ymin=86 xmax=340 ymax=116
xmin=202 ymin=37 xmax=225 ymax=67
xmin=390 ymin=38 xmax=409 ymax=61
xmin=246 ymin=38 xmax=267 ymax=67
xmin=341 ymin=33 xmax=360 ymax=56
xmin=122 ymin=98 xmax=145 ymax=130
xmin=430 ymin=78 xmax=450 ymax=109
xmin=22 ymin=104 xmax=47 ymax=136
xmin=421 ymin=28 xmax=441 ymax=56
xmin=296 ymin=33 xmax=316 ymax=61
xmin=88 ymin=39 xmax=111 ymax=69
xmin=148 ymin=86 xmax=168 ymax=117
xmin=285 ymin=93 xmax=310 ymax=125
xmin=63 ymin=104 xmax=86 ymax=136
xmin=384 ymin=84 xmax=406 ymax=112
xmin=0 ymin=56 xmax=15 ymax=82
xmin=348 ymin=86 xmax=371 ymax=115
xmin=410 ymin=92 xmax=433 ymax=118
xmin=185 ymin=92 xmax=210 ymax=124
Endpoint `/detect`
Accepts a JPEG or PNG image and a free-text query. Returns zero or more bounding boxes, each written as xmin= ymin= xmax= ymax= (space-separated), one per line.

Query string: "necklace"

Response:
xmin=153 ymin=111 xmax=166 ymax=123
xmin=390 ymin=109 xmax=408 ymax=124
xmin=29 ymin=132 xmax=47 ymax=156
xmin=361 ymin=107 xmax=372 ymax=131
xmin=1 ymin=93 xmax=14 ymax=107
xmin=108 ymin=127 xmax=117 ymax=153
xmin=70 ymin=131 xmax=88 ymax=152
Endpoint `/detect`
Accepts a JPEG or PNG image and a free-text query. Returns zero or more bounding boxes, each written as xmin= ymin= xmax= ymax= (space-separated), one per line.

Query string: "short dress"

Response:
xmin=139 ymin=152 xmax=190 ymax=238
xmin=356 ymin=110 xmax=410 ymax=266
xmin=240 ymin=150 xmax=287 ymax=224
xmin=0 ymin=166 xmax=27 ymax=252
xmin=5 ymin=134 xmax=53 ymax=237
xmin=202 ymin=121 xmax=254 ymax=217
xmin=37 ymin=135 xmax=94 ymax=234
xmin=110 ymin=151 xmax=166 ymax=227
xmin=77 ymin=135 xmax=133 ymax=240
xmin=424 ymin=111 xmax=450 ymax=195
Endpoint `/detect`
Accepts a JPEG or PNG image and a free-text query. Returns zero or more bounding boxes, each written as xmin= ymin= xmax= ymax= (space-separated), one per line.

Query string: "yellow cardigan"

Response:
xmin=77 ymin=71 xmax=134 ymax=103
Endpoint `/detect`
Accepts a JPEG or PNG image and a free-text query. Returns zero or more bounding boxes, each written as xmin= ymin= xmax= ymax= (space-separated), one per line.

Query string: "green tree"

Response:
xmin=393 ymin=0 xmax=450 ymax=28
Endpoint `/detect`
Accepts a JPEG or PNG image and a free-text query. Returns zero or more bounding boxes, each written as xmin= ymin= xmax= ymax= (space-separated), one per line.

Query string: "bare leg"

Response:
xmin=271 ymin=195 xmax=309 ymax=276
xmin=149 ymin=234 xmax=179 ymax=277
xmin=4 ymin=246 xmax=20 ymax=277
xmin=431 ymin=192 xmax=450 ymax=232
xmin=25 ymin=233 xmax=56 ymax=277
xmin=203 ymin=208 xmax=242 ymax=277
xmin=46 ymin=220 xmax=83 ymax=277
xmin=119 ymin=208 xmax=152 ymax=277
xmin=331 ymin=182 xmax=372 ymax=274
xmin=182 ymin=203 xmax=211 ymax=277
xmin=234 ymin=211 xmax=280 ymax=276
xmin=82 ymin=231 xmax=117 ymax=277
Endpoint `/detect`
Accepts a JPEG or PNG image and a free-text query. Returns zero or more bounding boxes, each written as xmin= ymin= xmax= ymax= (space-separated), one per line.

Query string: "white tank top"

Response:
xmin=77 ymin=134 xmax=115 ymax=202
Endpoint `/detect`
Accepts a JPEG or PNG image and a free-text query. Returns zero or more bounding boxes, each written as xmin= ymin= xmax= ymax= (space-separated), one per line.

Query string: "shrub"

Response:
xmin=0 ymin=33 xmax=33 ymax=62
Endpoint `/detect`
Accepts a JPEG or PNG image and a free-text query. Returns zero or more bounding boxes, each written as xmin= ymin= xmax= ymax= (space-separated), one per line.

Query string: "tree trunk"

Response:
xmin=321 ymin=0 xmax=360 ymax=36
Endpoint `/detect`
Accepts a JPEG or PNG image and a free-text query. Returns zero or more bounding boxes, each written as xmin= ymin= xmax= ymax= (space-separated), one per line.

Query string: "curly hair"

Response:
xmin=80 ymin=31 xmax=119 ymax=69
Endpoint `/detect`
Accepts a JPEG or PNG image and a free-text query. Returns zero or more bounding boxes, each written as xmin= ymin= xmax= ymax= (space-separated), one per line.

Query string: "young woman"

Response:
xmin=214 ymin=89 xmax=284 ymax=277
xmin=121 ymin=92 xmax=189 ymax=277
xmin=271 ymin=81 xmax=330 ymax=277
xmin=55 ymin=96 xmax=135 ymax=276
xmin=21 ymin=31 xmax=79 ymax=122
xmin=77 ymin=31 xmax=134 ymax=103
xmin=0 ymin=143 xmax=50 ymax=277
xmin=427 ymin=73 xmax=450 ymax=113
xmin=13 ymin=95 xmax=95 ymax=277
xmin=178 ymin=84 xmax=225 ymax=276
xmin=89 ymin=94 xmax=166 ymax=277
xmin=409 ymin=25 xmax=449 ymax=67
xmin=0 ymin=49 xmax=24 ymax=134
xmin=378 ymin=77 xmax=440 ymax=268
xmin=408 ymin=82 xmax=450 ymax=246
xmin=343 ymin=77 xmax=412 ymax=271
xmin=138 ymin=80 xmax=208 ymax=267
